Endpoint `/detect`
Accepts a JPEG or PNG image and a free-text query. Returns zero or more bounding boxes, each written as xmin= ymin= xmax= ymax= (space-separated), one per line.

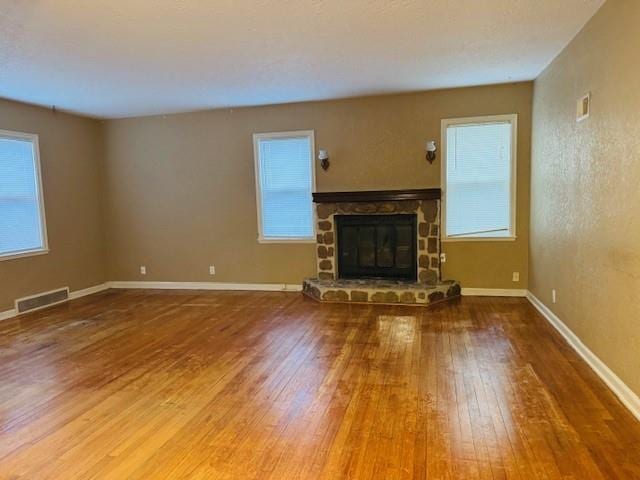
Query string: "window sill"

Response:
xmin=258 ymin=237 xmax=317 ymax=244
xmin=0 ymin=248 xmax=50 ymax=262
xmin=442 ymin=236 xmax=517 ymax=243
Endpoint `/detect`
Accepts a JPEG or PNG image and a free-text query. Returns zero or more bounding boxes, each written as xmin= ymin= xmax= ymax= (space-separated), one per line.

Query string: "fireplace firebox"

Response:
xmin=336 ymin=214 xmax=417 ymax=281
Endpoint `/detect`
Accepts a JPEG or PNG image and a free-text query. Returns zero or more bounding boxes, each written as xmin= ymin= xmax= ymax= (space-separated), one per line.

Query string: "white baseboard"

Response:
xmin=526 ymin=291 xmax=640 ymax=422
xmin=107 ymin=281 xmax=303 ymax=292
xmin=1 ymin=281 xmax=303 ymax=322
xmin=0 ymin=308 xmax=17 ymax=321
xmin=462 ymin=288 xmax=527 ymax=297
xmin=0 ymin=282 xmax=110 ymax=322
xmin=69 ymin=283 xmax=110 ymax=300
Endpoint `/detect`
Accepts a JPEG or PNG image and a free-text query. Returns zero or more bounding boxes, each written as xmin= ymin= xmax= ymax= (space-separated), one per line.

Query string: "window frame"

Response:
xmin=252 ymin=130 xmax=317 ymax=244
xmin=0 ymin=129 xmax=49 ymax=261
xmin=440 ymin=114 xmax=518 ymax=242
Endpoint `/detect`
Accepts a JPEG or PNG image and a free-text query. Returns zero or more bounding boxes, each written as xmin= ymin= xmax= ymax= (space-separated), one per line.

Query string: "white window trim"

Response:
xmin=0 ymin=129 xmax=49 ymax=261
xmin=440 ymin=114 xmax=518 ymax=243
xmin=253 ymin=130 xmax=317 ymax=244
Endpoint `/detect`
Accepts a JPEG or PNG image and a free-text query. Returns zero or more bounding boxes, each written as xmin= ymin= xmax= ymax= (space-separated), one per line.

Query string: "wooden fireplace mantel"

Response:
xmin=312 ymin=188 xmax=441 ymax=203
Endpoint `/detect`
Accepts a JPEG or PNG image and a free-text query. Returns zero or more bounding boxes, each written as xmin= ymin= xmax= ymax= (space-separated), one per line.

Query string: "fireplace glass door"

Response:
xmin=336 ymin=214 xmax=417 ymax=280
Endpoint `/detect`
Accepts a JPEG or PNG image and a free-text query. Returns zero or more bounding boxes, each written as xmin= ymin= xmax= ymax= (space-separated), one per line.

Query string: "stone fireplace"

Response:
xmin=303 ymin=189 xmax=460 ymax=306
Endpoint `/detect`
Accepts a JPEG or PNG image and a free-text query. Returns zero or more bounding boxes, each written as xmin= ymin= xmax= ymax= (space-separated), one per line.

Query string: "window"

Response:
xmin=0 ymin=130 xmax=48 ymax=260
xmin=441 ymin=114 xmax=517 ymax=241
xmin=253 ymin=130 xmax=315 ymax=242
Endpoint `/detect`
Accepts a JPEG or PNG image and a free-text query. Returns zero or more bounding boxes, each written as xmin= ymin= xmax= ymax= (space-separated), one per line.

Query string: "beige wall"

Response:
xmin=104 ymin=83 xmax=532 ymax=288
xmin=531 ymin=0 xmax=640 ymax=395
xmin=0 ymin=99 xmax=106 ymax=311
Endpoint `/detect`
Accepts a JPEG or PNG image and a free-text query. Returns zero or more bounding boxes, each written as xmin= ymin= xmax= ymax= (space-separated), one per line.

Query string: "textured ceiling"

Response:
xmin=0 ymin=0 xmax=605 ymax=118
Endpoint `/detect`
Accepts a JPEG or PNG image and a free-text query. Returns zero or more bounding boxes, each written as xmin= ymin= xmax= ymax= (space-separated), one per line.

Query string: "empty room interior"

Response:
xmin=1 ymin=0 xmax=639 ymax=478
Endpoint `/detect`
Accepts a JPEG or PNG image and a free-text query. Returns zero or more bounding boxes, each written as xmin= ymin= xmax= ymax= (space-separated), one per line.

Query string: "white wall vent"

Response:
xmin=577 ymin=92 xmax=591 ymax=122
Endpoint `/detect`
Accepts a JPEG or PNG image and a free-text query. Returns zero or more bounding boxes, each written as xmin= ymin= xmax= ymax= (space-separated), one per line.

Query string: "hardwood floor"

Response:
xmin=0 ymin=290 xmax=639 ymax=479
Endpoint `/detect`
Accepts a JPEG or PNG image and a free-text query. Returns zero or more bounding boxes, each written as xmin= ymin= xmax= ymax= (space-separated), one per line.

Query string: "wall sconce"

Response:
xmin=318 ymin=149 xmax=330 ymax=171
xmin=425 ymin=141 xmax=437 ymax=164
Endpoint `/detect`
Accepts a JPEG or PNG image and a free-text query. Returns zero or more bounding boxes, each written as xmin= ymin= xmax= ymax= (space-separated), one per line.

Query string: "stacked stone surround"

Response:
xmin=314 ymin=199 xmax=441 ymax=284
xmin=302 ymin=278 xmax=461 ymax=306
xmin=304 ymin=193 xmax=461 ymax=307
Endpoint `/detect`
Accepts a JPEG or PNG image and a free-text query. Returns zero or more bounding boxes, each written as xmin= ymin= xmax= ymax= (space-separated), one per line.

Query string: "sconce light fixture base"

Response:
xmin=425 ymin=140 xmax=437 ymax=164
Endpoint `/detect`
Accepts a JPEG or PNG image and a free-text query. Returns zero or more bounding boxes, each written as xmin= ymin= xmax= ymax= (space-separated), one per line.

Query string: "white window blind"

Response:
xmin=443 ymin=116 xmax=516 ymax=239
xmin=0 ymin=131 xmax=47 ymax=258
xmin=253 ymin=131 xmax=315 ymax=241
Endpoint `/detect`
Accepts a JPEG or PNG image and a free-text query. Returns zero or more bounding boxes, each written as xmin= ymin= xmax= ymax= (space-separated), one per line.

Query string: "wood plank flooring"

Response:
xmin=0 ymin=289 xmax=639 ymax=479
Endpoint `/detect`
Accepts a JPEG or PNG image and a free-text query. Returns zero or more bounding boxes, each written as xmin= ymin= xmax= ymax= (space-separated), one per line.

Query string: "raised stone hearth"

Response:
xmin=302 ymin=278 xmax=461 ymax=306
xmin=304 ymin=189 xmax=461 ymax=306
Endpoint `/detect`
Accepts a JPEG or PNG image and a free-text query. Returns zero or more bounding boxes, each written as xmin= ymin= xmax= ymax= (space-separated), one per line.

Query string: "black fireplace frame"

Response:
xmin=335 ymin=214 xmax=417 ymax=281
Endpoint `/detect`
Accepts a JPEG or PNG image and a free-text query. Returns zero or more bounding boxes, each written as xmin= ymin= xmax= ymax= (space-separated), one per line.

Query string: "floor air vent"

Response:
xmin=15 ymin=287 xmax=70 ymax=314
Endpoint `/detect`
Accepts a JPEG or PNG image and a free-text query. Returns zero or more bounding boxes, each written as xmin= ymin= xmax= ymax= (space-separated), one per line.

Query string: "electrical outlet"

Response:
xmin=140 ymin=266 xmax=147 ymax=275
xmin=440 ymin=252 xmax=446 ymax=263
xmin=552 ymin=289 xmax=557 ymax=304
xmin=512 ymin=272 xmax=520 ymax=282
xmin=209 ymin=265 xmax=216 ymax=276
